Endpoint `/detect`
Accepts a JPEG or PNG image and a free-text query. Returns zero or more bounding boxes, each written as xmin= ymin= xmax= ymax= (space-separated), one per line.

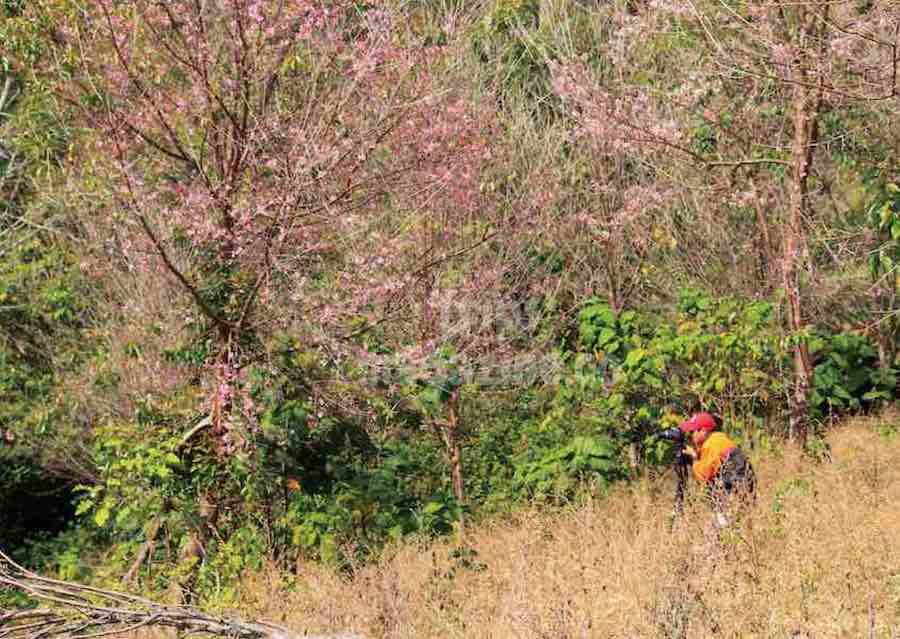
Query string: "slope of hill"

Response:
xmin=226 ymin=413 xmax=900 ymax=639
xmin=2 ymin=0 xmax=899 ymax=622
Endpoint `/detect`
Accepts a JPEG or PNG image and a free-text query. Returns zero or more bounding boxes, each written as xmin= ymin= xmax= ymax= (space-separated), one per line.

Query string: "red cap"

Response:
xmin=678 ymin=412 xmax=716 ymax=433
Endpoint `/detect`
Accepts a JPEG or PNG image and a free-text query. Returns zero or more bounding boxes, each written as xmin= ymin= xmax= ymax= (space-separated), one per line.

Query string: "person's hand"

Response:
xmin=682 ymin=446 xmax=697 ymax=459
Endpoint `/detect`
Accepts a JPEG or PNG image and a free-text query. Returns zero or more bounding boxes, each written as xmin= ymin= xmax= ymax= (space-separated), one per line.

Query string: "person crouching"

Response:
xmin=679 ymin=411 xmax=755 ymax=527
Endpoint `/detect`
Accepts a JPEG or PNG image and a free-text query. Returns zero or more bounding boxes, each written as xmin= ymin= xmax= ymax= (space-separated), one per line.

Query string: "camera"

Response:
xmin=658 ymin=426 xmax=692 ymax=471
xmin=658 ymin=426 xmax=685 ymax=445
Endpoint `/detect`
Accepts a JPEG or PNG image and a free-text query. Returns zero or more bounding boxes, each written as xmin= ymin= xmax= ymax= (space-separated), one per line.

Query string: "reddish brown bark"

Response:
xmin=782 ymin=4 xmax=828 ymax=443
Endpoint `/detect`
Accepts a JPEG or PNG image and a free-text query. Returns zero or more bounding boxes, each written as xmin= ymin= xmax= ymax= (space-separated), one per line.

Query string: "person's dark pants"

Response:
xmin=707 ymin=448 xmax=755 ymax=524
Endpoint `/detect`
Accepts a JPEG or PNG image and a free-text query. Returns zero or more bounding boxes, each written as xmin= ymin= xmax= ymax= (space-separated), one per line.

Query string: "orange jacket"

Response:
xmin=692 ymin=432 xmax=736 ymax=483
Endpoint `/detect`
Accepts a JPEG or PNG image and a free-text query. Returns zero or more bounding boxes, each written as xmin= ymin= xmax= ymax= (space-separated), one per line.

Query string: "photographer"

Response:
xmin=678 ymin=412 xmax=755 ymax=526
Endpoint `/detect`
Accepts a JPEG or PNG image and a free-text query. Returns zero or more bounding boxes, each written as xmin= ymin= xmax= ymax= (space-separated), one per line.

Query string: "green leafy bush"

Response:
xmin=570 ymin=291 xmax=783 ymax=445
xmin=558 ymin=289 xmax=895 ymax=465
xmin=0 ymin=239 xmax=86 ymax=556
xmin=512 ymin=435 xmax=622 ymax=498
xmin=810 ymin=332 xmax=897 ymax=414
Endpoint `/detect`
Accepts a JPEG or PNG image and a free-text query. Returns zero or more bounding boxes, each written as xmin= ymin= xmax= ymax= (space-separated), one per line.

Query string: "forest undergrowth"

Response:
xmin=152 ymin=411 xmax=900 ymax=639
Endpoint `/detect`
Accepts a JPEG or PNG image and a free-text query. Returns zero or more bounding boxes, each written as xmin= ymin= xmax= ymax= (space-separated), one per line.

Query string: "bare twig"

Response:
xmin=0 ymin=76 xmax=20 ymax=115
xmin=136 ymin=213 xmax=235 ymax=334
xmin=120 ymin=514 xmax=164 ymax=585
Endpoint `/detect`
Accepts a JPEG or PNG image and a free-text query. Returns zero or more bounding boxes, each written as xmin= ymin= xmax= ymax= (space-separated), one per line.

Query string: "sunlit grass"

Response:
xmin=203 ymin=411 xmax=900 ymax=639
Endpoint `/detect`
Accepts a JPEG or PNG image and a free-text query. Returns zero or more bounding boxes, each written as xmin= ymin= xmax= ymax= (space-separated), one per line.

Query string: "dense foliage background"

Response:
xmin=1 ymin=0 xmax=897 ymax=605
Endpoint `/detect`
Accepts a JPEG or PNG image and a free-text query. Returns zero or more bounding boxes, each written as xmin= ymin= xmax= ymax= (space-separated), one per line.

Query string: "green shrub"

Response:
xmin=558 ymin=289 xmax=896 ymax=468
xmin=570 ymin=291 xmax=783 ymax=444
xmin=470 ymin=0 xmax=555 ymax=108
xmin=810 ymin=331 xmax=897 ymax=415
xmin=512 ymin=434 xmax=622 ymax=499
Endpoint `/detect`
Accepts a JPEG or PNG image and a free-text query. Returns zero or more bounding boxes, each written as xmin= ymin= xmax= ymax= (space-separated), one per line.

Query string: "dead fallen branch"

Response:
xmin=0 ymin=549 xmax=302 ymax=639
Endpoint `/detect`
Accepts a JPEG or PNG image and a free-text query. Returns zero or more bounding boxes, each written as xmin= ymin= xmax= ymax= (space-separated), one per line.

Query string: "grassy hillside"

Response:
xmin=214 ymin=412 xmax=900 ymax=639
xmin=2 ymin=0 xmax=899 ymax=613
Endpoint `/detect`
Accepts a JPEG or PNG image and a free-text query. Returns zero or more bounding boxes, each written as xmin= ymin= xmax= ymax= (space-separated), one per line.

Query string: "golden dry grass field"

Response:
xmin=213 ymin=413 xmax=900 ymax=639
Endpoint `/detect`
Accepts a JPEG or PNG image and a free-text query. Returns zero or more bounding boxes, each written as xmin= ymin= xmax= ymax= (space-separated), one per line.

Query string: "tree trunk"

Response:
xmin=782 ymin=5 xmax=825 ymax=444
xmin=878 ymin=341 xmax=890 ymax=371
xmin=448 ymin=437 xmax=465 ymax=504
xmin=752 ymin=186 xmax=778 ymax=291
xmin=210 ymin=332 xmax=239 ymax=455
xmin=873 ymin=287 xmax=897 ymax=372
xmin=444 ymin=390 xmax=465 ymax=503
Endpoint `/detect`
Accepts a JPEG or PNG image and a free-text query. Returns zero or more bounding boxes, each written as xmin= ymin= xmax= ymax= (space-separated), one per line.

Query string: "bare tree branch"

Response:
xmin=0 ymin=550 xmax=288 ymax=639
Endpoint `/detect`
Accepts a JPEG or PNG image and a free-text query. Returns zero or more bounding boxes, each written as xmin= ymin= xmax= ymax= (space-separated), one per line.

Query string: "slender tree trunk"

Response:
xmin=210 ymin=330 xmax=239 ymax=455
xmin=876 ymin=337 xmax=890 ymax=371
xmin=444 ymin=391 xmax=465 ymax=503
xmin=873 ymin=288 xmax=897 ymax=371
xmin=448 ymin=436 xmax=465 ymax=503
xmin=752 ymin=189 xmax=777 ymax=291
xmin=783 ymin=148 xmax=813 ymax=442
xmin=782 ymin=5 xmax=825 ymax=444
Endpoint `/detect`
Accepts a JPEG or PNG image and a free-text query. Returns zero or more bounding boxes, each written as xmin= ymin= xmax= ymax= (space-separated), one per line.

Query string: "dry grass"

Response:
xmin=205 ymin=414 xmax=900 ymax=638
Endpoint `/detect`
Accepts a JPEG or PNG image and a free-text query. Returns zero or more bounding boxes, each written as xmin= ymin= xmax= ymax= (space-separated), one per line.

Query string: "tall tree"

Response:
xmin=45 ymin=0 xmax=486 ymax=450
xmin=551 ymin=0 xmax=898 ymax=439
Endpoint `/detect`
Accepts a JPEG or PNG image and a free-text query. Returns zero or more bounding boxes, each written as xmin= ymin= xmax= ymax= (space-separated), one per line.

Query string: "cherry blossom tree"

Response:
xmin=50 ymin=0 xmax=488 ymax=451
xmin=39 ymin=0 xmax=565 ymax=516
xmin=551 ymin=0 xmax=899 ymax=440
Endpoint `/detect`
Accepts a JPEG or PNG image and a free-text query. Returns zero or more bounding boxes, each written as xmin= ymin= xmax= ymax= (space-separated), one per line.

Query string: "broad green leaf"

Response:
xmin=94 ymin=501 xmax=112 ymax=527
xmin=624 ymin=348 xmax=645 ymax=367
xmin=643 ymin=373 xmax=663 ymax=388
xmin=293 ymin=525 xmax=319 ymax=548
xmin=74 ymin=499 xmax=94 ymax=517
xmin=597 ymin=327 xmax=617 ymax=346
xmin=833 ymin=385 xmax=853 ymax=401
xmin=423 ymin=500 xmax=445 ymax=514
